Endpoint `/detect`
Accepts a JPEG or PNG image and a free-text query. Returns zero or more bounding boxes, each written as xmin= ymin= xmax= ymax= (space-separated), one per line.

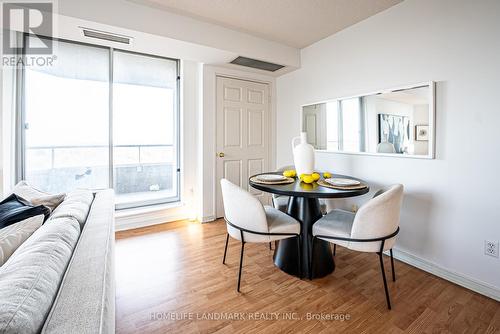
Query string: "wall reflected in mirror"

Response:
xmin=302 ymin=82 xmax=434 ymax=158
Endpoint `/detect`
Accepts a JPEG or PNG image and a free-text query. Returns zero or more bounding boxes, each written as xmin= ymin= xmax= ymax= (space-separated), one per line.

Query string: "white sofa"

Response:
xmin=0 ymin=189 xmax=115 ymax=334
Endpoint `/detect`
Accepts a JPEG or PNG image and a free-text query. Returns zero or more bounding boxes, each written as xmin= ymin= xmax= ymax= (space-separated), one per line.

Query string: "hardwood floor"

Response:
xmin=116 ymin=219 xmax=500 ymax=334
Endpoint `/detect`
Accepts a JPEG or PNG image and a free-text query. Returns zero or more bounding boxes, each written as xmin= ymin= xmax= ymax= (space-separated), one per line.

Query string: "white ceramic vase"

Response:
xmin=292 ymin=132 xmax=315 ymax=176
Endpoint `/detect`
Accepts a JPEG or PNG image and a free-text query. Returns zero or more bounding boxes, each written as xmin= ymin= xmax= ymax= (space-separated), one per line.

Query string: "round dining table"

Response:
xmin=249 ymin=173 xmax=370 ymax=279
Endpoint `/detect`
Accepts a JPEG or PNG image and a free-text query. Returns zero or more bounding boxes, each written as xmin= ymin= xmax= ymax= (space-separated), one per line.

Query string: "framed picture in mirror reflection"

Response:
xmin=415 ymin=125 xmax=429 ymax=141
xmin=377 ymin=114 xmax=410 ymax=154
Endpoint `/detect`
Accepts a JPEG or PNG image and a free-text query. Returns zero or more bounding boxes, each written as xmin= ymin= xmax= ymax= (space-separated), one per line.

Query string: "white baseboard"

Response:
xmin=115 ymin=202 xmax=218 ymax=230
xmin=390 ymin=248 xmax=500 ymax=302
xmin=201 ymin=215 xmax=216 ymax=223
xmin=115 ymin=207 xmax=189 ymax=231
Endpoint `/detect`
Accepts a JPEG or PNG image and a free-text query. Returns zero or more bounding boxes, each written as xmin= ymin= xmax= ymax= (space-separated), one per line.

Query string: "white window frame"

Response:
xmin=16 ymin=33 xmax=181 ymax=210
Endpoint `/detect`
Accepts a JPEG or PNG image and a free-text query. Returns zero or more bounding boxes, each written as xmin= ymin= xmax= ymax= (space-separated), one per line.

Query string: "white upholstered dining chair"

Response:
xmin=220 ymin=179 xmax=302 ymax=292
xmin=271 ymin=165 xmax=294 ymax=212
xmin=311 ymin=184 xmax=404 ymax=309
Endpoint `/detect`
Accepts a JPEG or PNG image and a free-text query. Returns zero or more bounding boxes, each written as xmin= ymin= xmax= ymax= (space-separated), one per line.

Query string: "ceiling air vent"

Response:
xmin=230 ymin=56 xmax=284 ymax=72
xmin=81 ymin=28 xmax=132 ymax=44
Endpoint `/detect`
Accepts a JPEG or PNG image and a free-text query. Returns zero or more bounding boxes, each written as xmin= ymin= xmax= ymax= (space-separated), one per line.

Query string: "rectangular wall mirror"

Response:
xmin=302 ymin=82 xmax=435 ymax=159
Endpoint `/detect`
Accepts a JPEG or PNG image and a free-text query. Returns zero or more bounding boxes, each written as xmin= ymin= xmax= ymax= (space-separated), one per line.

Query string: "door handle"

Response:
xmin=217 ymin=152 xmax=225 ymax=158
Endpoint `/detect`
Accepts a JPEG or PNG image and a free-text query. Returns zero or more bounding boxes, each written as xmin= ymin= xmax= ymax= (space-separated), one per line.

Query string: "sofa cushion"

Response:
xmin=313 ymin=209 xmax=355 ymax=248
xmin=50 ymin=190 xmax=94 ymax=228
xmin=0 ymin=217 xmax=80 ymax=334
xmin=0 ymin=214 xmax=44 ymax=266
xmin=12 ymin=181 xmax=65 ymax=212
xmin=265 ymin=205 xmax=300 ymax=236
xmin=0 ymin=194 xmax=51 ymax=229
xmin=60 ymin=189 xmax=94 ymax=207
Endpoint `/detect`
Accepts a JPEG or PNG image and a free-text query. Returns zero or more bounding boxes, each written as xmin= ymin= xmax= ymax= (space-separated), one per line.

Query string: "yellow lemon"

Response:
xmin=282 ymin=170 xmax=294 ymax=178
xmin=311 ymin=172 xmax=320 ymax=181
xmin=301 ymin=175 xmax=315 ymax=184
xmin=323 ymin=172 xmax=332 ymax=179
xmin=299 ymin=173 xmax=306 ymax=180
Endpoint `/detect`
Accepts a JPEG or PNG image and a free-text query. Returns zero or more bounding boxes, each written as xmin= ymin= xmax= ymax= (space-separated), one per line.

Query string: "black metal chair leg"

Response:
xmin=333 ymin=244 xmax=336 ymax=256
xmin=222 ymin=233 xmax=229 ymax=264
xmin=390 ymin=249 xmax=396 ymax=282
xmin=237 ymin=241 xmax=245 ymax=292
xmin=269 ymin=242 xmax=272 ymax=250
xmin=378 ymin=252 xmax=392 ymax=310
xmin=309 ymin=236 xmax=316 ymax=280
xmin=296 ymin=236 xmax=302 ymax=279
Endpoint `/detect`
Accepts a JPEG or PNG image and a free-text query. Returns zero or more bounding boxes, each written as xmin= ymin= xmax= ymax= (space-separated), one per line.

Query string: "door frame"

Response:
xmin=203 ymin=66 xmax=276 ymax=222
xmin=215 ymin=75 xmax=272 ymax=218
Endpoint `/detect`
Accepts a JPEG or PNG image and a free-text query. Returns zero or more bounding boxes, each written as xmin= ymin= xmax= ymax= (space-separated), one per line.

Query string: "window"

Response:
xmin=325 ymin=97 xmax=366 ymax=152
xmin=340 ymin=97 xmax=362 ymax=152
xmin=23 ymin=38 xmax=110 ymax=193
xmin=326 ymin=101 xmax=339 ymax=150
xmin=20 ymin=35 xmax=180 ymax=209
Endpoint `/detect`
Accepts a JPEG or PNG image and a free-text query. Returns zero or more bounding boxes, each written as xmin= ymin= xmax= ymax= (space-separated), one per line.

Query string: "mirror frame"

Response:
xmin=301 ymin=81 xmax=436 ymax=159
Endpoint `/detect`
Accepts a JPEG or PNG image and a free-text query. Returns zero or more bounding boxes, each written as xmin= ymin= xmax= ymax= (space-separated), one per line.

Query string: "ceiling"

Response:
xmin=129 ymin=0 xmax=402 ymax=49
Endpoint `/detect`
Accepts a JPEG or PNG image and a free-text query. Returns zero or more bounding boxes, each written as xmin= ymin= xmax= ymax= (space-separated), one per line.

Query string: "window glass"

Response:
xmin=24 ymin=37 xmax=109 ymax=193
xmin=112 ymin=51 xmax=179 ymax=208
xmin=341 ymin=98 xmax=361 ymax=152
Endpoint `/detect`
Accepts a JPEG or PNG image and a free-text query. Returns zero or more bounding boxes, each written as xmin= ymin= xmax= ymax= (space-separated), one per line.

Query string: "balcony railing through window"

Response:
xmin=25 ymin=144 xmax=177 ymax=205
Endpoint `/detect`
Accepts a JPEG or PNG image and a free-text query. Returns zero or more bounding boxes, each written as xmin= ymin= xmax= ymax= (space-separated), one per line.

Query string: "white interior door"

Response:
xmin=216 ymin=76 xmax=271 ymax=218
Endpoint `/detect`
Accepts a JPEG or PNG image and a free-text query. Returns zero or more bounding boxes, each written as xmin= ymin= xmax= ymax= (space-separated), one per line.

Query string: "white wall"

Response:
xmin=277 ymin=0 xmax=500 ymax=298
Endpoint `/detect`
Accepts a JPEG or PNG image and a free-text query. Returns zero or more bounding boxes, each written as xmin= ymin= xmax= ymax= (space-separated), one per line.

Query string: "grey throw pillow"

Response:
xmin=0 ymin=214 xmax=44 ymax=266
xmin=12 ymin=181 xmax=65 ymax=212
xmin=30 ymin=194 xmax=66 ymax=212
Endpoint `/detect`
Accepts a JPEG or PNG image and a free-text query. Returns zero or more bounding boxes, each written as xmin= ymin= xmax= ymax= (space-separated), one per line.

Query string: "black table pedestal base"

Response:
xmin=273 ymin=196 xmax=335 ymax=278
